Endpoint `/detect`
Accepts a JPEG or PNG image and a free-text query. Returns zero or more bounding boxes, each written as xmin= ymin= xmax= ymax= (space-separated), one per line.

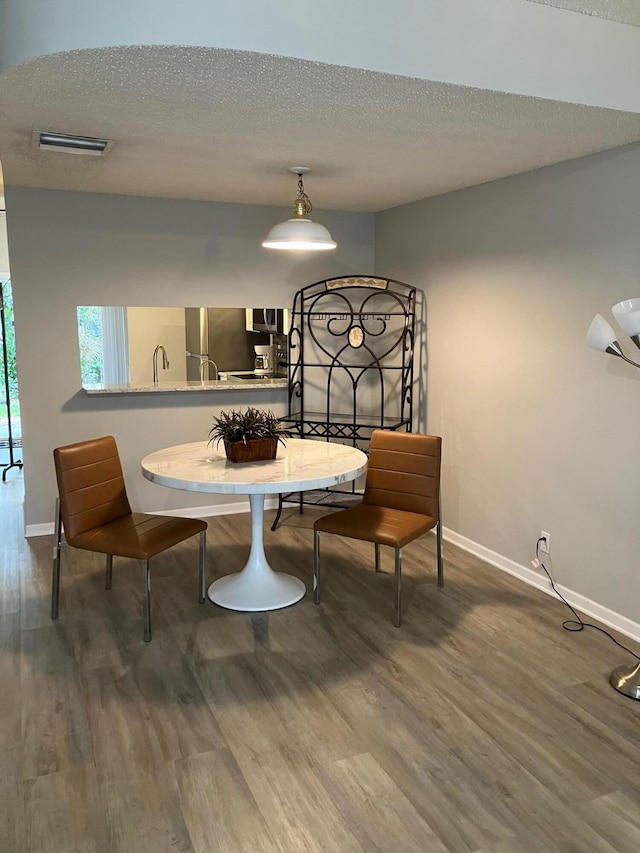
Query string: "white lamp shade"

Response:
xmin=262 ymin=217 xmax=337 ymax=251
xmin=585 ymin=314 xmax=618 ymax=352
xmin=611 ymin=298 xmax=640 ymax=337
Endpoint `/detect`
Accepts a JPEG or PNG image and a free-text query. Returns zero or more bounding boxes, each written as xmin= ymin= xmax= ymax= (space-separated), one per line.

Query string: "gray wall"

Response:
xmin=5 ymin=187 xmax=374 ymax=526
xmin=376 ymin=143 xmax=640 ymax=623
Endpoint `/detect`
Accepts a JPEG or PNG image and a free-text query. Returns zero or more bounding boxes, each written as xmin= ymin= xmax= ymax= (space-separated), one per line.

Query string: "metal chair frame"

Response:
xmin=52 ymin=497 xmax=207 ymax=642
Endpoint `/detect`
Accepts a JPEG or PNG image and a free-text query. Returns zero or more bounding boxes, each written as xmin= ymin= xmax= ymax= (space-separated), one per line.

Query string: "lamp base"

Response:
xmin=609 ymin=660 xmax=640 ymax=700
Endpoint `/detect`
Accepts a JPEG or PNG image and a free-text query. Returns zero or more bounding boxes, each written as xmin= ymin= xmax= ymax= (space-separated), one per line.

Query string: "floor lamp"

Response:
xmin=586 ymin=298 xmax=640 ymax=701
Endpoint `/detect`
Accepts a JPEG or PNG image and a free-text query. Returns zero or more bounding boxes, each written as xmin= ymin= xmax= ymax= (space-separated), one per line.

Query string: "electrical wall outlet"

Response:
xmin=539 ymin=531 xmax=550 ymax=554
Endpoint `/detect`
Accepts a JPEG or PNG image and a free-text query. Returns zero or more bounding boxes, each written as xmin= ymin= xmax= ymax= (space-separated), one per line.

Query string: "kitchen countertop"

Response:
xmin=83 ymin=376 xmax=288 ymax=395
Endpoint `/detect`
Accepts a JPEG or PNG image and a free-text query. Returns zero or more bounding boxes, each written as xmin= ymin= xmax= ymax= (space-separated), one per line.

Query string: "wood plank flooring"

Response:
xmin=1 ymin=475 xmax=639 ymax=852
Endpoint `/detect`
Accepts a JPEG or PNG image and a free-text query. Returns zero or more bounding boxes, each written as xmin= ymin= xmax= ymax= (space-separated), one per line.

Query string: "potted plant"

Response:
xmin=208 ymin=407 xmax=291 ymax=463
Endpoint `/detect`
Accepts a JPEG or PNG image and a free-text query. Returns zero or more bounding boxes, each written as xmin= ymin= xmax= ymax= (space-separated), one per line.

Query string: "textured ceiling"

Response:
xmin=526 ymin=0 xmax=640 ymax=27
xmin=1 ymin=45 xmax=639 ymax=212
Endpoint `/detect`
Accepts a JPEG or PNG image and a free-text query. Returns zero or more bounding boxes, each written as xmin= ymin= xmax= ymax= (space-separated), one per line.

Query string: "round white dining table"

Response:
xmin=141 ymin=438 xmax=368 ymax=612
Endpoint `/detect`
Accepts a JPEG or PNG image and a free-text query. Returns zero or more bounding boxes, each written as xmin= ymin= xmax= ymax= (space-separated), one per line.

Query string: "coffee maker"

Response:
xmin=253 ymin=344 xmax=274 ymax=375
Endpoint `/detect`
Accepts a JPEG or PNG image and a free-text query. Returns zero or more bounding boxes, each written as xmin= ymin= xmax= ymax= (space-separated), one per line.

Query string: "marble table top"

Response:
xmin=141 ymin=439 xmax=368 ymax=495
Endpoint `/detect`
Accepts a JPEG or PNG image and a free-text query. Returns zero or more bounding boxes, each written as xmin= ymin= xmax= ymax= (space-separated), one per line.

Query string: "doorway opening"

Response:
xmin=1 ymin=280 xmax=23 ymax=481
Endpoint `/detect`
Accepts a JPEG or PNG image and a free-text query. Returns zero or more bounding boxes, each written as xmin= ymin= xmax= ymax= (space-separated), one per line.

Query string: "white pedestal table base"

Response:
xmin=207 ymin=493 xmax=306 ymax=611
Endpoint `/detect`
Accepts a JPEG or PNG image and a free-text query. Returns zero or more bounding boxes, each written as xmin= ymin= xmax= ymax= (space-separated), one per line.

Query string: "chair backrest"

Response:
xmin=363 ymin=430 xmax=441 ymax=518
xmin=53 ymin=435 xmax=132 ymax=545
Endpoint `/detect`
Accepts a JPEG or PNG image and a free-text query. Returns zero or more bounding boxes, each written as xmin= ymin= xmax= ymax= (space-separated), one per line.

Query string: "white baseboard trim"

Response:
xmin=442 ymin=527 xmax=640 ymax=646
xmin=24 ymin=496 xmax=287 ymax=538
xmin=151 ymin=496 xmax=282 ymax=518
xmin=24 ymin=522 xmax=57 ymax=538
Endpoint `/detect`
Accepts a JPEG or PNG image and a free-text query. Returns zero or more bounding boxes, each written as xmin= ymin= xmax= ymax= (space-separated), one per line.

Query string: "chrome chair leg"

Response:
xmin=144 ymin=560 xmax=152 ymax=642
xmin=105 ymin=554 xmax=113 ymax=590
xmin=394 ymin=548 xmax=402 ymax=627
xmin=199 ymin=530 xmax=207 ymax=603
xmin=51 ymin=498 xmax=62 ymax=620
xmin=374 ymin=543 xmax=381 ymax=572
xmin=436 ymin=504 xmax=444 ymax=588
xmin=313 ymin=530 xmax=321 ymax=604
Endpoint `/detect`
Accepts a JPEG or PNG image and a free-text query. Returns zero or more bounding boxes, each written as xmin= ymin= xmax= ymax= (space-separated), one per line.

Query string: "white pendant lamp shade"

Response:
xmin=612 ymin=298 xmax=640 ymax=339
xmin=263 ymin=167 xmax=336 ymax=251
xmin=585 ymin=313 xmax=618 ymax=352
xmin=262 ymin=217 xmax=336 ymax=250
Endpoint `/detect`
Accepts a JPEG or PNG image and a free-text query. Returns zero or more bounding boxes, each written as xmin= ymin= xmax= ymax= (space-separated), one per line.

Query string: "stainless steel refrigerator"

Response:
xmin=185 ymin=307 xmax=270 ymax=379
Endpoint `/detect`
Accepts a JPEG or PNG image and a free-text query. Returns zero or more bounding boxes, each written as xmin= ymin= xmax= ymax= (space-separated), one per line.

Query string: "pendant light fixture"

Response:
xmin=262 ymin=167 xmax=337 ymax=251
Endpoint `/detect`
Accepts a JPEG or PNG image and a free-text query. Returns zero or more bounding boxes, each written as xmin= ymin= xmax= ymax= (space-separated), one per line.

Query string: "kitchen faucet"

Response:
xmin=199 ymin=358 xmax=219 ymax=381
xmin=152 ymin=344 xmax=170 ymax=385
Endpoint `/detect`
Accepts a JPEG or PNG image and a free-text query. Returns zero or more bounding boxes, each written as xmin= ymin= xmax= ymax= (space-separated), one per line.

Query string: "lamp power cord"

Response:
xmin=533 ymin=537 xmax=640 ymax=662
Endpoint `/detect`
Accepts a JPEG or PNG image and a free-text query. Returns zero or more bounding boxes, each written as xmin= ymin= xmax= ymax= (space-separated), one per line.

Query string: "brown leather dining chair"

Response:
xmin=313 ymin=430 xmax=443 ymax=626
xmin=52 ymin=435 xmax=208 ymax=641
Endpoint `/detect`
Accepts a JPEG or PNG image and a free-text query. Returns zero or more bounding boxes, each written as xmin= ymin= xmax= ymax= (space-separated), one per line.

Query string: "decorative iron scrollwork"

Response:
xmin=271 ymin=275 xmax=417 ymax=531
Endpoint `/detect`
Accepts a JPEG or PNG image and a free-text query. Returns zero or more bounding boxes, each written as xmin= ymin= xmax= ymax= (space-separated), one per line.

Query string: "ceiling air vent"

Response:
xmin=31 ymin=131 xmax=114 ymax=156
